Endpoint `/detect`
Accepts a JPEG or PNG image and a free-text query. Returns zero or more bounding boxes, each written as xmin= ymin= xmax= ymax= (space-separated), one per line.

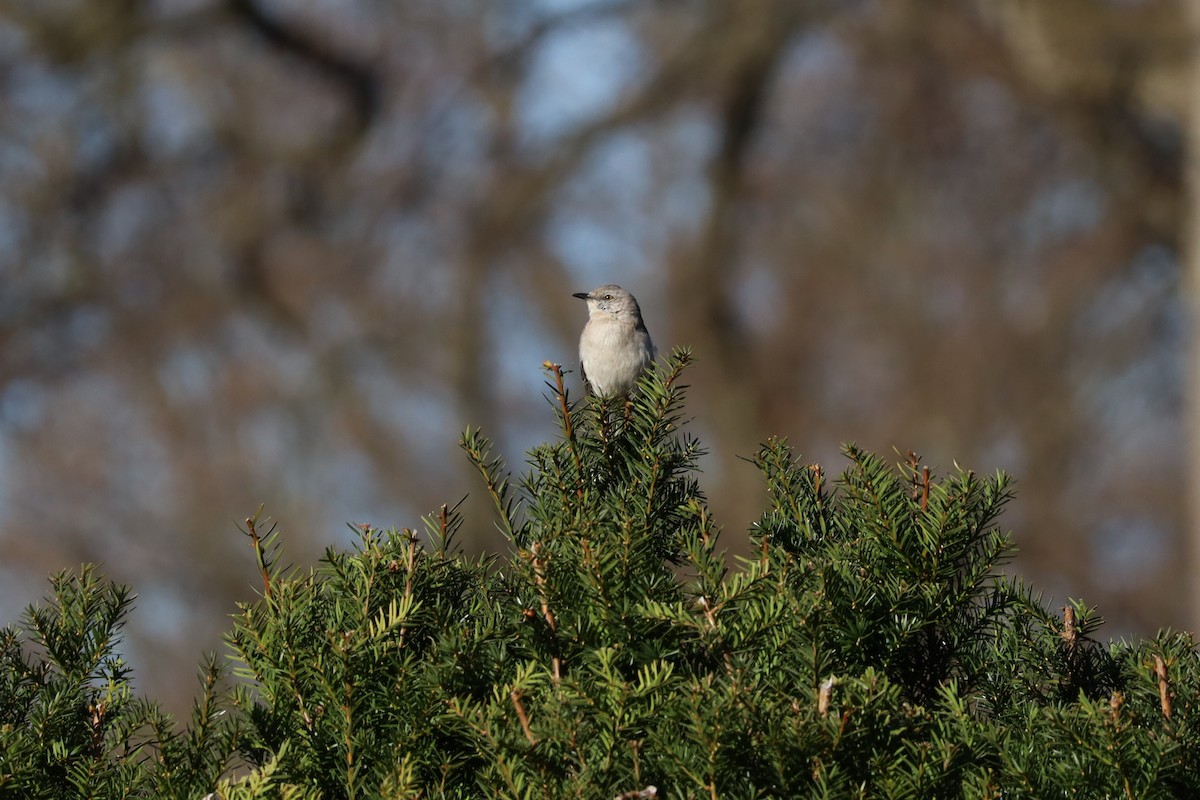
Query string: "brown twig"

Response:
xmin=1109 ymin=690 xmax=1124 ymax=722
xmin=818 ymin=676 xmax=836 ymax=718
xmin=531 ymin=543 xmax=562 ymax=684
xmin=1061 ymin=606 xmax=1077 ymax=649
xmin=1154 ymin=654 xmax=1172 ymax=720
xmin=906 ymin=451 xmax=930 ymax=510
xmin=699 ymin=596 xmax=717 ymax=629
xmin=699 ymin=595 xmax=734 ymax=675
xmin=696 ymin=505 xmax=713 ymax=549
xmin=510 ymin=689 xmax=536 ymax=745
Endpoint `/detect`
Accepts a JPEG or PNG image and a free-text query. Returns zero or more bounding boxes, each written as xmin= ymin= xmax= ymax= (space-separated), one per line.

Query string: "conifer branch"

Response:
xmin=243 ymin=508 xmax=276 ymax=600
xmin=544 ymin=361 xmax=585 ymax=497
xmin=397 ymin=527 xmax=418 ymax=650
xmin=461 ymin=427 xmax=520 ymax=540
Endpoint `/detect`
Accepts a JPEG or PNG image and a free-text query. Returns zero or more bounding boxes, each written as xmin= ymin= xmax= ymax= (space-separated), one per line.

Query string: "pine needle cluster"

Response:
xmin=2 ymin=350 xmax=1198 ymax=798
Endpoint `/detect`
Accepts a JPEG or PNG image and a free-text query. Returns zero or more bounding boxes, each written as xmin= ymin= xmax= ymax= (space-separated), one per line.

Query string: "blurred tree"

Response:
xmin=1185 ymin=0 xmax=1200 ymax=630
xmin=0 ymin=0 xmax=1191 ymax=712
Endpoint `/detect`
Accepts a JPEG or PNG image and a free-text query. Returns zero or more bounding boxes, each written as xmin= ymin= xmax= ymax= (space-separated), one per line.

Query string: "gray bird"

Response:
xmin=573 ymin=284 xmax=657 ymax=397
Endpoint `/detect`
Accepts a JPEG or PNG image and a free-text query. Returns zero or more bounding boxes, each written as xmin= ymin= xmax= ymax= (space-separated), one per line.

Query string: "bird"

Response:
xmin=572 ymin=284 xmax=657 ymax=397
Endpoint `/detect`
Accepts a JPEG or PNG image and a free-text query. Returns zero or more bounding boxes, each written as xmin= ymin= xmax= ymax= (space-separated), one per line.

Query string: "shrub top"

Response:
xmin=2 ymin=351 xmax=1197 ymax=799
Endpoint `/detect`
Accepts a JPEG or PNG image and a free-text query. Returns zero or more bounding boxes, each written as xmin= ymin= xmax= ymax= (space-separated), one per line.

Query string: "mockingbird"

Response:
xmin=573 ymin=284 xmax=657 ymax=397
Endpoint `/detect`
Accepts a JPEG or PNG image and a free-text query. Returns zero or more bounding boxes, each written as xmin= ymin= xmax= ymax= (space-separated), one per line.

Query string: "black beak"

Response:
xmin=572 ymin=292 xmax=589 ymax=300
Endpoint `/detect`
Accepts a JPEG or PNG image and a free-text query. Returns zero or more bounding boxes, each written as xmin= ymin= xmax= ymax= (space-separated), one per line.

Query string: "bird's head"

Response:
xmin=572 ymin=284 xmax=643 ymax=323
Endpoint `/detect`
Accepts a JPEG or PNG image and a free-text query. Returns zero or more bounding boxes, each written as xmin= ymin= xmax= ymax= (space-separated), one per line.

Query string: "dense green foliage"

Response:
xmin=2 ymin=350 xmax=1198 ymax=798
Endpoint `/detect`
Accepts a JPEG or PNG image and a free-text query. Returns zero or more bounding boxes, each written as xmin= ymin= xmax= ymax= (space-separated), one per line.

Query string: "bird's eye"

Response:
xmin=603 ymin=294 xmax=612 ymax=301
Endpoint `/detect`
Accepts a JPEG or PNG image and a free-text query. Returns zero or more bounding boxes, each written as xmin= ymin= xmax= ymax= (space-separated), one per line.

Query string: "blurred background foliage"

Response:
xmin=0 ymin=0 xmax=1194 ymax=713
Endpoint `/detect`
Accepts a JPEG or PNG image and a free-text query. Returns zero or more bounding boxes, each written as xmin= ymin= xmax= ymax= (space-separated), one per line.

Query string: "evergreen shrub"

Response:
xmin=2 ymin=350 xmax=1197 ymax=798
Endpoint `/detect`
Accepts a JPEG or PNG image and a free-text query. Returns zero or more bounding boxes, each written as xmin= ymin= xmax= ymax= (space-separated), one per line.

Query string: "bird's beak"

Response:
xmin=572 ymin=292 xmax=590 ymax=300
